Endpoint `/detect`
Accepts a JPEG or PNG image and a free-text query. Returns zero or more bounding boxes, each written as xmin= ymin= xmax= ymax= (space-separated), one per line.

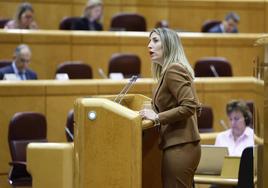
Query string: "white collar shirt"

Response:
xmin=215 ymin=127 xmax=254 ymax=156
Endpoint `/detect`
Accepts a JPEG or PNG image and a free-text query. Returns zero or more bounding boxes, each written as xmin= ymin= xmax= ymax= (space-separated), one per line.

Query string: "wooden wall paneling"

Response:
xmin=33 ymin=3 xmax=73 ymax=30
xmin=254 ymin=82 xmax=265 ymax=137
xmin=263 ymin=64 xmax=268 ymax=188
xmin=46 ymin=95 xmax=82 ymax=142
xmin=215 ymin=35 xmax=264 ymax=76
xmin=101 ymin=5 xmax=122 ymax=32
xmin=182 ymin=36 xmax=217 ymax=68
xmin=21 ymin=31 xmax=72 ymax=79
xmin=136 ymin=6 xmax=169 ymax=31
xmin=29 ymin=44 xmax=72 ymax=79
xmin=0 ymin=82 xmax=45 ymax=173
xmin=72 ymin=32 xmax=121 ymax=78
xmin=72 ymin=4 xmax=85 ymax=17
xmin=0 ymin=30 xmax=21 ymax=60
xmin=194 ymin=79 xmax=205 ymax=105
xmin=97 ymin=79 xmax=154 ymax=96
xmin=168 ymin=1 xmax=216 ymax=32
xmin=119 ymin=32 xmax=151 ymax=77
xmin=72 ymin=44 xmax=118 ymax=78
xmin=0 ymin=2 xmax=19 ymax=19
xmin=0 ymin=174 xmax=10 ymax=188
xmin=266 ymin=0 xmax=268 ymax=32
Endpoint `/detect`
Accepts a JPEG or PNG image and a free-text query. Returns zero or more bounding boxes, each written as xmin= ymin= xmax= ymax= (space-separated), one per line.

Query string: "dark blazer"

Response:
xmin=71 ymin=17 xmax=103 ymax=31
xmin=152 ymin=63 xmax=200 ymax=149
xmin=208 ymin=23 xmax=238 ymax=33
xmin=0 ymin=65 xmax=37 ymax=80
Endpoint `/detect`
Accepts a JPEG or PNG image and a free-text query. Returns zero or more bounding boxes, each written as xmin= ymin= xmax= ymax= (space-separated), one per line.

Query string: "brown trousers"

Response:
xmin=162 ymin=141 xmax=201 ymax=188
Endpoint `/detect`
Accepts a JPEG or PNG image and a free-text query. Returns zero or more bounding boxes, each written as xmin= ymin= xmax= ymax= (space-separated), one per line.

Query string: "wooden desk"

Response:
xmin=0 ymin=0 xmax=267 ymax=32
xmin=254 ymin=35 xmax=268 ymax=188
xmin=0 ymin=77 xmax=264 ymax=187
xmin=194 ymin=175 xmax=238 ymax=186
xmin=0 ymin=30 xmax=264 ymax=79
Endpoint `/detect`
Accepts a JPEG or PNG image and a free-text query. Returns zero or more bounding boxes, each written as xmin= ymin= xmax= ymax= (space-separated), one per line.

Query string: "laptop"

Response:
xmin=196 ymin=145 xmax=229 ymax=175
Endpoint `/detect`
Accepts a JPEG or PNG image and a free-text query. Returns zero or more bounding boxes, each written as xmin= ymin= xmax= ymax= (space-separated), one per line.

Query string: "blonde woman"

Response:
xmin=71 ymin=0 xmax=103 ymax=31
xmin=140 ymin=28 xmax=201 ymax=188
xmin=4 ymin=2 xmax=38 ymax=29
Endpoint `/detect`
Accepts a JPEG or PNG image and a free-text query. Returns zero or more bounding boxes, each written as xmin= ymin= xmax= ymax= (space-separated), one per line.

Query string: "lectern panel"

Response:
xmin=74 ymin=98 xmax=142 ymax=188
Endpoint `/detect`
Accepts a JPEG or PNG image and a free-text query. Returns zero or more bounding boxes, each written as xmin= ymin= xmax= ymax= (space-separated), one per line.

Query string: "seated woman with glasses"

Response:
xmin=4 ymin=2 xmax=38 ymax=29
xmin=215 ymin=100 xmax=254 ymax=156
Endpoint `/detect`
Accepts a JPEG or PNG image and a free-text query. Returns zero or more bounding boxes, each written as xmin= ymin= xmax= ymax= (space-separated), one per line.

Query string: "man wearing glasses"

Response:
xmin=0 ymin=44 xmax=37 ymax=80
xmin=208 ymin=12 xmax=240 ymax=33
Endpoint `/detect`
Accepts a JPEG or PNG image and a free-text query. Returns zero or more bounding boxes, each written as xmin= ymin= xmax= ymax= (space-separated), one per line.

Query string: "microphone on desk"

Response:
xmin=219 ymin=119 xmax=229 ymax=130
xmin=98 ymin=68 xmax=108 ymax=79
xmin=210 ymin=65 xmax=219 ymax=77
xmin=114 ymin=75 xmax=138 ymax=104
xmin=65 ymin=127 xmax=74 ymax=141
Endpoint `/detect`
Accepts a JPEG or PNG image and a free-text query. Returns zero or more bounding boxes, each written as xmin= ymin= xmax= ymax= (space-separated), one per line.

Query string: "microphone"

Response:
xmin=65 ymin=127 xmax=74 ymax=141
xmin=210 ymin=65 xmax=219 ymax=77
xmin=219 ymin=120 xmax=229 ymax=130
xmin=98 ymin=68 xmax=108 ymax=79
xmin=114 ymin=75 xmax=138 ymax=104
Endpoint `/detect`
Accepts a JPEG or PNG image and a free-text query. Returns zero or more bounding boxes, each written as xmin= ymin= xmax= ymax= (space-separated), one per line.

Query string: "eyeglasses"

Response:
xmin=229 ymin=116 xmax=244 ymax=123
xmin=19 ymin=57 xmax=30 ymax=64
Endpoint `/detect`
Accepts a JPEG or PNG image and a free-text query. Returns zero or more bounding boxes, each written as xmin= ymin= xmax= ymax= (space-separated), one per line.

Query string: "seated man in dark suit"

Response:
xmin=71 ymin=0 xmax=103 ymax=31
xmin=208 ymin=12 xmax=240 ymax=33
xmin=0 ymin=44 xmax=37 ymax=80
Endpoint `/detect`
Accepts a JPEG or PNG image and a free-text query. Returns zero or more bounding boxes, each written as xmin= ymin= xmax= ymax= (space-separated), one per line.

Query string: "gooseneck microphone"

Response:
xmin=114 ymin=75 xmax=138 ymax=104
xmin=210 ymin=65 xmax=219 ymax=77
xmin=65 ymin=127 xmax=74 ymax=141
xmin=98 ymin=68 xmax=108 ymax=79
xmin=219 ymin=119 xmax=229 ymax=130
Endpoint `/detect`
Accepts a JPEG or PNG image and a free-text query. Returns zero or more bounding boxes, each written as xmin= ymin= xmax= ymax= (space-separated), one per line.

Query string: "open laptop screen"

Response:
xmin=196 ymin=145 xmax=229 ymax=175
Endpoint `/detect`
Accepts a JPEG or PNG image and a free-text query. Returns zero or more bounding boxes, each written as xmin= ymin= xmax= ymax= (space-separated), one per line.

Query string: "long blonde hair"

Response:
xmin=83 ymin=0 xmax=103 ymax=21
xmin=150 ymin=28 xmax=194 ymax=80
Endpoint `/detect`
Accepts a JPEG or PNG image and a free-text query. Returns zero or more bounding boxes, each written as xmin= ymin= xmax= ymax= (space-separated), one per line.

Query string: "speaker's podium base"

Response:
xmin=74 ymin=94 xmax=162 ymax=188
xmin=26 ymin=94 xmax=162 ymax=188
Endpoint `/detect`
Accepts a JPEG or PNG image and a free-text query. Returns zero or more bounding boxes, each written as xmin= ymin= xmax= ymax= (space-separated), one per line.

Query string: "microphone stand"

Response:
xmin=65 ymin=127 xmax=74 ymax=141
xmin=210 ymin=65 xmax=219 ymax=77
xmin=98 ymin=68 xmax=108 ymax=79
xmin=114 ymin=75 xmax=138 ymax=104
xmin=219 ymin=120 xmax=229 ymax=130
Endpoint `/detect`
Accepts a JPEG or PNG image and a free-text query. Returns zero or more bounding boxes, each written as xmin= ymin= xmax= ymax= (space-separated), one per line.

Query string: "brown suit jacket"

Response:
xmin=152 ymin=63 xmax=201 ymax=150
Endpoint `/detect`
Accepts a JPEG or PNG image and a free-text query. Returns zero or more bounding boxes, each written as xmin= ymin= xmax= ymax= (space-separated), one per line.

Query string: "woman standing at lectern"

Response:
xmin=139 ymin=28 xmax=201 ymax=188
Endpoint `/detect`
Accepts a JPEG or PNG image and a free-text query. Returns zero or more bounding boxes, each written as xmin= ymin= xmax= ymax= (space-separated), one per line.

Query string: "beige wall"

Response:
xmin=0 ymin=30 xmax=264 ymax=79
xmin=0 ymin=0 xmax=267 ymax=32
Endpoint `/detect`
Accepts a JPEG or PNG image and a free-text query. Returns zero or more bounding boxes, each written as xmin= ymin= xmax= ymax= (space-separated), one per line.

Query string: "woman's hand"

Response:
xmin=139 ymin=109 xmax=158 ymax=121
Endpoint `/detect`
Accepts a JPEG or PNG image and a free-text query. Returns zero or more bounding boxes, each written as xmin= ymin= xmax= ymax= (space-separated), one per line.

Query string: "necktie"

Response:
xmin=18 ymin=72 xmax=24 ymax=80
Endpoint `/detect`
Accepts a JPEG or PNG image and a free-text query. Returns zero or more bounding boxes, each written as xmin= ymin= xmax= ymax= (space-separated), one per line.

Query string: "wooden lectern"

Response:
xmin=74 ymin=94 xmax=162 ymax=188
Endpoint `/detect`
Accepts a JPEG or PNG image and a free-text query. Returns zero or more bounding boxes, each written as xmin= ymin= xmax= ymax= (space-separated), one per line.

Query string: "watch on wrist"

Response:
xmin=154 ymin=115 xmax=161 ymax=126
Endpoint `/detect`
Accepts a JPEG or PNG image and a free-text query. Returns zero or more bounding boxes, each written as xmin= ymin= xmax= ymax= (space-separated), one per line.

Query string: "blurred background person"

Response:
xmin=215 ymin=100 xmax=254 ymax=156
xmin=71 ymin=0 xmax=103 ymax=31
xmin=4 ymin=2 xmax=38 ymax=29
xmin=155 ymin=19 xmax=169 ymax=29
xmin=208 ymin=12 xmax=240 ymax=33
xmin=0 ymin=44 xmax=37 ymax=80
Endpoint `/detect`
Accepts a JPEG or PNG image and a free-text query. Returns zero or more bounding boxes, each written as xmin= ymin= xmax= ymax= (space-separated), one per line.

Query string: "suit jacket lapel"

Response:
xmin=152 ymin=73 xmax=165 ymax=112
